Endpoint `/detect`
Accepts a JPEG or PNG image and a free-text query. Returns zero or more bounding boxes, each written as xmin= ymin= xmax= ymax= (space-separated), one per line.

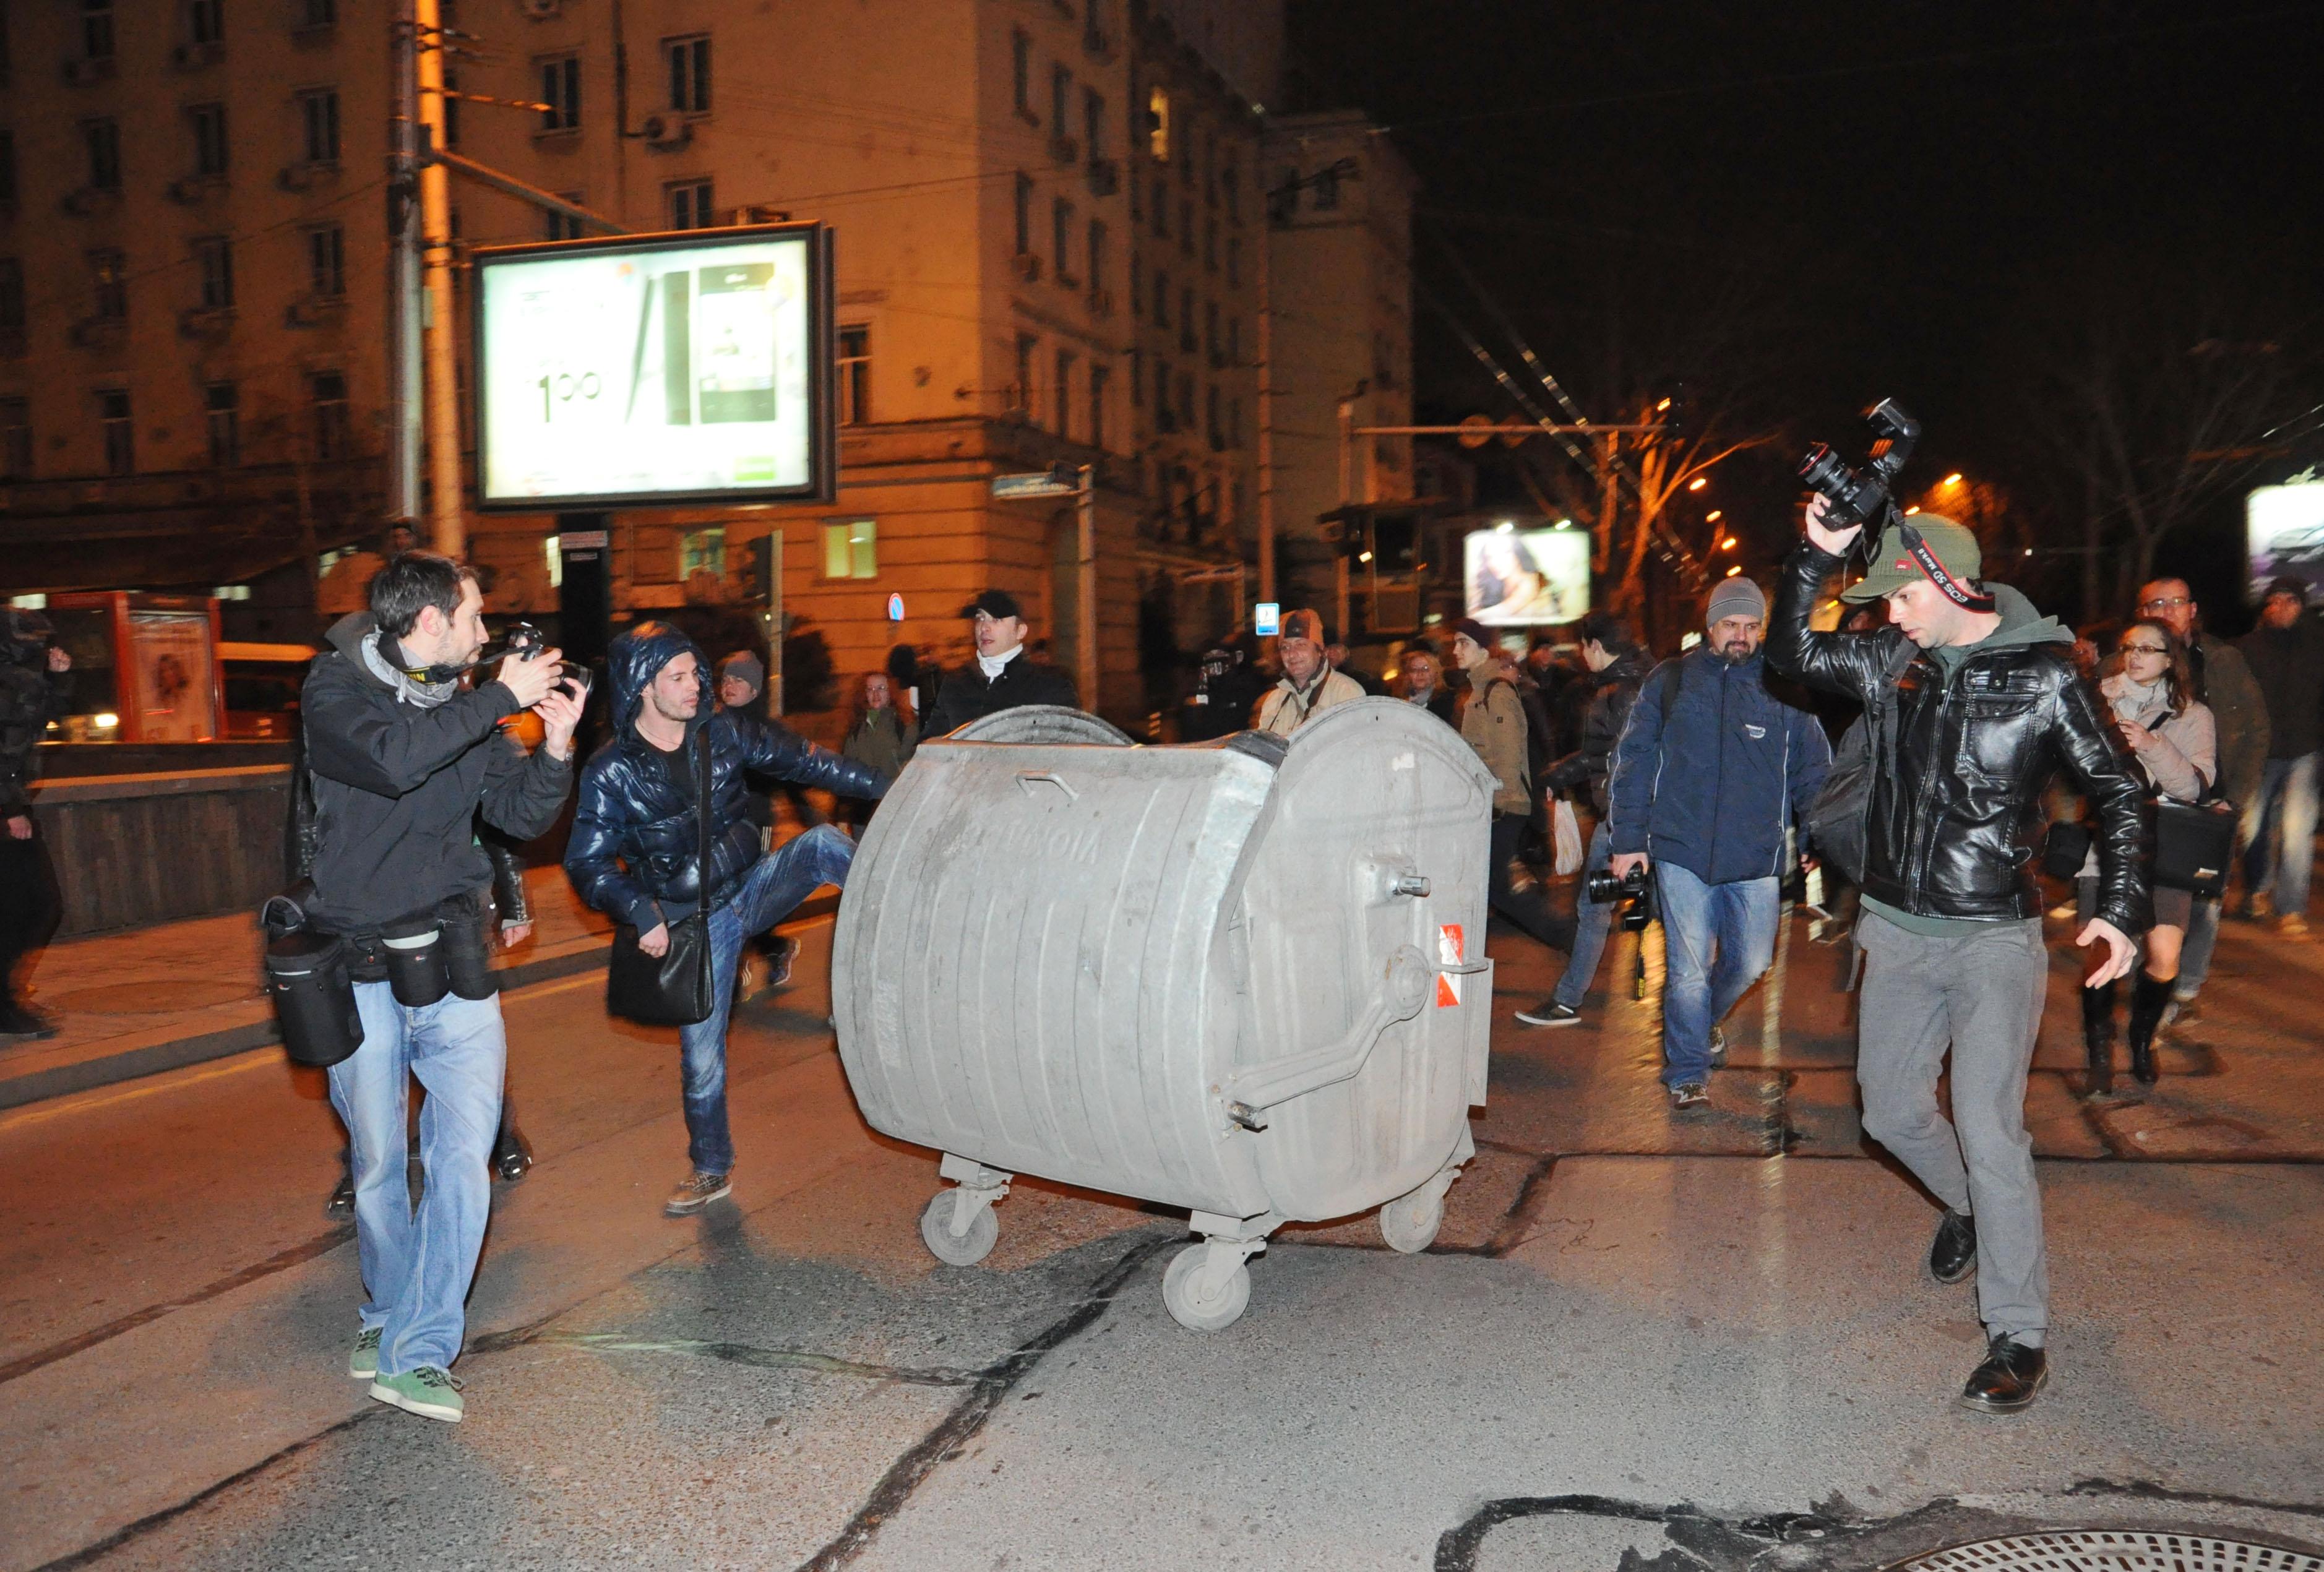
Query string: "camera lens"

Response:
xmin=1798 ymin=444 xmax=1854 ymax=494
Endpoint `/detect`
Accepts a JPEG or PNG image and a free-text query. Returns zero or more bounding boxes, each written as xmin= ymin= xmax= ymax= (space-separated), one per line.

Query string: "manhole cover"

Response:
xmin=1894 ymin=1532 xmax=2323 ymax=1571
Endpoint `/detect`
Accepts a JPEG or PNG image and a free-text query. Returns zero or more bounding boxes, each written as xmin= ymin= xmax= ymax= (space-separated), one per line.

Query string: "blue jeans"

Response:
xmin=1654 ymin=861 xmax=1779 ymax=1088
xmin=329 ymin=984 xmax=507 ymax=1376
xmin=1552 ymin=821 xmax=1616 ymax=1009
xmin=677 ymin=825 xmax=855 ymax=1176
xmin=2245 ymin=752 xmax=2318 ymax=917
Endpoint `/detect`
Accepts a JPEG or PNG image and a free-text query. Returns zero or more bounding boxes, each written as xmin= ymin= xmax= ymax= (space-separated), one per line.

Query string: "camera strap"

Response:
xmin=1896 ymin=519 xmax=1995 ymax=613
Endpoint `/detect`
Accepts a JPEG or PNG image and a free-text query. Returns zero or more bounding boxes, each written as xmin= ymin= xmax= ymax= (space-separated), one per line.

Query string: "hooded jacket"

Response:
xmin=299 ymin=611 xmax=572 ymax=934
xmin=1768 ymin=544 xmax=2150 ymax=933
xmin=1543 ymin=645 xmax=1653 ymax=815
xmin=565 ymin=623 xmax=886 ymax=931
xmin=1606 ymin=646 xmax=1831 ymax=885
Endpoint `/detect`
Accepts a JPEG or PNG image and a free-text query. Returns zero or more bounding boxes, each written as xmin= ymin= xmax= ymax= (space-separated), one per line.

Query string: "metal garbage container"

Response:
xmin=831 ymin=700 xmax=1497 ymax=1330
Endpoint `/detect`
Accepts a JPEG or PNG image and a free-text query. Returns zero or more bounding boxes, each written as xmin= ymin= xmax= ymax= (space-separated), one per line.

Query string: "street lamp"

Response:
xmin=1720 ymin=536 xmax=1738 ymax=551
xmin=1687 ymin=477 xmax=1708 ymax=492
xmin=1705 ymin=510 xmax=1723 ymax=523
xmin=1724 ymin=565 xmax=1742 ymax=577
xmin=1942 ymin=472 xmax=1965 ymax=487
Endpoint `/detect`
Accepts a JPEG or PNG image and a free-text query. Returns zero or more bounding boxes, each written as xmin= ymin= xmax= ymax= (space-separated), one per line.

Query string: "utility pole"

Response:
xmin=1597 ymin=429 xmax=1620 ymax=578
xmin=1256 ymin=207 xmax=1276 ymax=609
xmin=387 ymin=0 xmax=422 ymax=529
xmin=1077 ymin=463 xmax=1098 ymax=713
xmin=415 ymin=0 xmax=464 ymax=559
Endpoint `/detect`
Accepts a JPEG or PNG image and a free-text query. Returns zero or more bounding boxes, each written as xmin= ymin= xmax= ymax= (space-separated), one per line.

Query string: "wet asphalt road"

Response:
xmin=2 ymin=904 xmax=2320 ymax=1571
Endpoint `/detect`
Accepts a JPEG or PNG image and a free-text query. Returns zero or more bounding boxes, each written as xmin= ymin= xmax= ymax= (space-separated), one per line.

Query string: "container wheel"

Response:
xmin=1378 ymin=1187 xmax=1445 ymax=1254
xmin=918 ymin=1190 xmax=999 ymax=1267
xmin=1162 ymin=1243 xmax=1252 ymax=1331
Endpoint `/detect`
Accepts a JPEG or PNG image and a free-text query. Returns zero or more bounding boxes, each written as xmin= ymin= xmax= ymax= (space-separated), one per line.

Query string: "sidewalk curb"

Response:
xmin=0 ymin=893 xmax=840 ymax=1114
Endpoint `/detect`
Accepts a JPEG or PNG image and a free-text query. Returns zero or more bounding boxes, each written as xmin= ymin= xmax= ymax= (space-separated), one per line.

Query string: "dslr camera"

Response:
xmin=1585 ymin=864 xmax=1654 ymax=934
xmin=1797 ymin=398 xmax=1921 ymax=531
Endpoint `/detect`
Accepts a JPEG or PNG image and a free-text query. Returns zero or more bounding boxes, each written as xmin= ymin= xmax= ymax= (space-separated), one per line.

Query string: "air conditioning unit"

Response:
xmin=178 ymin=306 xmax=236 ymax=341
xmin=720 ymin=204 xmax=790 ymax=226
xmin=286 ymin=294 xmax=348 ymax=328
xmin=277 ymin=165 xmax=316 ymax=192
xmin=640 ymin=114 xmax=692 ymax=150
xmin=1048 ymin=135 xmax=1079 ymax=165
xmin=167 ymin=176 xmax=223 ymax=205
xmin=1085 ymin=158 xmax=1119 ymax=197
xmin=170 ymin=40 xmax=225 ymax=69
xmin=61 ymin=186 xmax=120 ymax=216
xmin=69 ymin=317 xmax=126 ymax=349
xmin=62 ymin=56 xmax=118 ymax=85
xmin=1083 ymin=27 xmax=1115 ymax=60
xmin=1012 ymin=251 xmax=1043 ymax=283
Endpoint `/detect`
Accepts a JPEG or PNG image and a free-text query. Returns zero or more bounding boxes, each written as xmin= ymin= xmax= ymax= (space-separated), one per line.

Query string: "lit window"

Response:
xmin=820 ymin=518 xmax=876 ymax=580
xmin=1147 ymin=87 xmax=1169 ymax=163
xmin=837 ymin=324 xmax=871 ymax=425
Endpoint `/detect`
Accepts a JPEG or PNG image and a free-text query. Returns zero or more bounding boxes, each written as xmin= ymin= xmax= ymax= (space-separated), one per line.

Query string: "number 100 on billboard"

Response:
xmin=473 ymin=222 xmax=837 ymax=510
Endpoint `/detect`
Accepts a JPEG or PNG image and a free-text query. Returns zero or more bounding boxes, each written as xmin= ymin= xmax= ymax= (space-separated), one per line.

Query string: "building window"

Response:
xmin=544 ymin=192 xmax=585 ymax=241
xmin=205 ymin=381 xmax=239 ymax=467
xmin=1151 ymin=177 xmax=1168 ymax=238
xmin=1226 ymin=234 xmax=1241 ymax=288
xmin=1152 ymin=270 xmax=1168 ymax=325
xmin=667 ymin=178 xmax=713 ymax=230
xmin=1206 ymin=384 xmax=1221 ymax=448
xmin=1147 ymin=86 xmax=1169 ymax=163
xmin=1088 ymin=363 xmax=1108 ymax=450
xmin=442 ymin=65 xmax=461 ymax=148
xmin=1312 ymin=165 xmax=1340 ymax=210
xmin=191 ymin=103 xmax=230 ymax=178
xmin=666 ymin=35 xmax=709 ymax=114
xmin=1051 ymin=198 xmax=1074 ymax=283
xmin=1129 ymin=346 xmax=1142 ymax=408
xmin=90 ymin=249 xmax=127 ymax=319
xmin=0 ymin=258 xmax=23 ymax=337
xmin=1176 ymin=371 xmax=1194 ymax=429
xmin=680 ymin=526 xmax=725 ymax=580
xmin=1083 ymin=88 xmax=1106 ymax=164
xmin=1 ymin=132 xmax=16 ymax=210
xmin=1129 ymin=252 xmax=1142 ymax=318
xmin=1204 ymin=215 xmax=1216 ymax=272
xmin=1221 ymin=161 xmax=1240 ymax=224
xmin=189 ymin=0 xmax=225 ymax=48
xmin=1179 ymin=285 xmax=1195 ymax=353
xmin=0 ymin=398 xmax=29 ymax=480
xmin=310 ymin=369 xmax=348 ymax=460
xmin=82 ymin=0 xmax=116 ymax=61
xmin=193 ymin=236 xmax=233 ymax=310
xmin=1087 ymin=220 xmax=1107 ymax=302
xmin=820 ymin=518 xmax=876 ymax=580
xmin=1014 ymin=333 xmax=1038 ymax=417
xmin=307 ymin=224 xmax=345 ymax=296
xmin=299 ymin=0 xmax=336 ymax=31
xmin=298 ymin=88 xmax=340 ymax=166
xmin=1054 ymin=348 xmax=1074 ymax=438
xmin=1012 ymin=30 xmax=1035 ymax=122
xmin=1014 ymin=173 xmax=1034 ymax=259
xmin=1153 ymin=357 xmax=1173 ymax=430
xmin=1051 ymin=64 xmax=1072 ymax=150
xmin=837 ymin=324 xmax=870 ymax=425
xmin=1228 ymin=395 xmax=1242 ymax=449
xmin=1179 ymin=197 xmax=1194 ymax=257
xmin=98 ymin=389 xmax=133 ymax=475
xmin=84 ymin=118 xmax=122 ymax=191
xmin=538 ymin=54 xmax=581 ymax=133
xmin=1227 ymin=314 xmax=1241 ymax=366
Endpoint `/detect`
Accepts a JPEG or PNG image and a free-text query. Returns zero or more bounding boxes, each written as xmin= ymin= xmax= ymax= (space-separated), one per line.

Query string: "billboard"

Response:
xmin=473 ymin=224 xmax=835 ymax=510
xmin=2247 ymin=482 xmax=2324 ymax=603
xmin=1463 ymin=528 xmax=1591 ymax=625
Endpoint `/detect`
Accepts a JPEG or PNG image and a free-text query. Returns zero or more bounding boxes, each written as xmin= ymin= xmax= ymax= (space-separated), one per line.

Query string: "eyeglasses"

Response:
xmin=2119 ymin=643 xmax=2169 ymax=656
xmin=2139 ymin=596 xmax=2190 ymax=610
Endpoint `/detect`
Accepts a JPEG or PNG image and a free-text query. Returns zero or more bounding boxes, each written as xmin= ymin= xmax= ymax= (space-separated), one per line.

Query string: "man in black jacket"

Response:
xmin=302 ymin=553 xmax=582 ymax=1424
xmin=922 ymin=589 xmax=1078 ymax=736
xmin=1517 ymin=612 xmax=1651 ymax=1029
xmin=1771 ymin=502 xmax=2146 ymax=1415
xmin=0 ymin=610 xmax=72 ymax=1039
xmin=566 ymin=622 xmax=885 ymax=1219
xmin=2236 ymin=577 xmax=2324 ymax=937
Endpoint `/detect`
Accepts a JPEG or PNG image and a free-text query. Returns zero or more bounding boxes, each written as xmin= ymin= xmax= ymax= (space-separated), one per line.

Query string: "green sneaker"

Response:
xmin=349 ymin=1326 xmax=382 ymax=1380
xmin=369 ymin=1365 xmax=464 ymax=1423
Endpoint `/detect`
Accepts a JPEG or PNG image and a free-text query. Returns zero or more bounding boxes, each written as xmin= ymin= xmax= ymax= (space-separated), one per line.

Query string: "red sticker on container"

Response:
xmin=1436 ymin=924 xmax=1463 ymax=1008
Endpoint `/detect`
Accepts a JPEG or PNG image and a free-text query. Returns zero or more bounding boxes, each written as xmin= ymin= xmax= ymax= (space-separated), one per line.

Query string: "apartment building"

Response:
xmin=0 ymin=1 xmax=1407 ymax=725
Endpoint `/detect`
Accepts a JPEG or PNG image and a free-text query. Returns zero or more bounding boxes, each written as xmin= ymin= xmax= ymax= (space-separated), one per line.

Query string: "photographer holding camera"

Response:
xmin=1769 ymin=416 xmax=2146 ymax=1414
xmin=299 ymin=552 xmax=582 ymax=1423
xmin=1595 ymin=582 xmax=1830 ymax=1106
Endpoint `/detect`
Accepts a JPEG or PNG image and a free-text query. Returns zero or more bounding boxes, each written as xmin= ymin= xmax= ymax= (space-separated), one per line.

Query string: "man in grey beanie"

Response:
xmin=1606 ymin=575 xmax=1830 ymax=1107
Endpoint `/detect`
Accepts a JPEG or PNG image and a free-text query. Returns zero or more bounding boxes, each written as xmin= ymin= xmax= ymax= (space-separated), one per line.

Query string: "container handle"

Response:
xmin=1015 ymin=770 xmax=1078 ymax=803
xmin=1223 ymin=943 xmax=1465 ymax=1115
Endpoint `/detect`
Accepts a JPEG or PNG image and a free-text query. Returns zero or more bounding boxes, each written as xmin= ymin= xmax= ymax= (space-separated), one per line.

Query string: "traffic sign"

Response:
xmin=1254 ymin=602 xmax=1281 ymax=637
xmin=991 ymin=470 xmax=1080 ymax=500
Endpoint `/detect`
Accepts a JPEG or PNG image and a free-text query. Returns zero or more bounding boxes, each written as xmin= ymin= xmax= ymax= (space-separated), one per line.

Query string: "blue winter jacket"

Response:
xmin=564 ymin=622 xmax=886 ymax=930
xmin=1606 ymin=648 xmax=1831 ymax=885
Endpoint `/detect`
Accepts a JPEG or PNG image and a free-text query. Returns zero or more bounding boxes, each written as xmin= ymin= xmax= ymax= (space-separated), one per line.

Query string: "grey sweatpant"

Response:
xmin=1855 ymin=909 xmax=2051 ymax=1340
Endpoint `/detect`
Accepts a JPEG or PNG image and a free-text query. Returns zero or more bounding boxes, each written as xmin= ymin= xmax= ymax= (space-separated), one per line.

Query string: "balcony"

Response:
xmin=170 ymin=40 xmax=225 ymax=71
xmin=178 ymin=306 xmax=236 ymax=341
xmin=168 ymin=176 xmax=230 ymax=206
xmin=285 ymin=293 xmax=347 ymax=329
xmin=1011 ymin=252 xmax=1043 ymax=283
xmin=61 ymin=187 xmax=123 ymax=218
xmin=62 ymin=56 xmax=119 ymax=86
xmin=69 ymin=317 xmax=127 ymax=350
xmin=277 ymin=162 xmax=340 ymax=192
xmin=1047 ymin=135 xmax=1079 ymax=166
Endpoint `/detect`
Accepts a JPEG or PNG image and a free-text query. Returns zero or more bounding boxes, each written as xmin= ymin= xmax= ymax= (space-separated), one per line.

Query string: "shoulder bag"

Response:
xmin=2153 ymin=793 xmax=2236 ymax=899
xmin=607 ymin=728 xmax=718 ymax=1025
xmin=1804 ymin=638 xmax=1917 ymax=885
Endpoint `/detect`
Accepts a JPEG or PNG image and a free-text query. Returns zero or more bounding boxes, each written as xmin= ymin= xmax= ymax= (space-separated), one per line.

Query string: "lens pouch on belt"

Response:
xmin=381 ymin=915 xmax=452 ymax=1008
xmin=441 ymin=897 xmax=499 ymax=1000
xmin=264 ymin=930 xmax=363 ymax=1068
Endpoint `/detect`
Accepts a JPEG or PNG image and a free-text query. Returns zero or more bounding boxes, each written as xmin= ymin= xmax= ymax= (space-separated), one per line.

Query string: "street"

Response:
xmin=3 ymin=903 xmax=2321 ymax=1571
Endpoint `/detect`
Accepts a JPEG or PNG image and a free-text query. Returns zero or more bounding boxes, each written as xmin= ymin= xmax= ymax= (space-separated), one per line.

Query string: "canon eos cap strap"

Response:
xmin=1897 ymin=520 xmax=1995 ymax=613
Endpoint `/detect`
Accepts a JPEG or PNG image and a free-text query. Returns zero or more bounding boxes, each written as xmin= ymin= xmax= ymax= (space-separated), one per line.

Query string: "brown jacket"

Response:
xmin=1458 ymin=671 xmax=1531 ymax=815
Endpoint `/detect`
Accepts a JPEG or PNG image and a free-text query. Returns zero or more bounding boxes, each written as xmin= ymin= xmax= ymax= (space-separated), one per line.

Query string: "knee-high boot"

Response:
xmin=2080 ymin=979 xmax=2117 ymax=1096
xmin=2127 ymin=972 xmax=2172 ymax=1085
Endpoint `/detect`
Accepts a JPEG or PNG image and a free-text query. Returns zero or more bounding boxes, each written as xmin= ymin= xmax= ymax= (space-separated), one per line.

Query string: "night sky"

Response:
xmin=1285 ymin=0 xmax=2324 ymax=625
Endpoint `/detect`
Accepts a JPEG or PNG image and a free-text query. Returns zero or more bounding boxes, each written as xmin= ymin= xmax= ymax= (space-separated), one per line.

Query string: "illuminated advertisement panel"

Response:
xmin=1462 ymin=528 xmax=1591 ymax=625
xmin=2247 ymin=483 xmax=2324 ymax=603
xmin=473 ymin=223 xmax=835 ymax=510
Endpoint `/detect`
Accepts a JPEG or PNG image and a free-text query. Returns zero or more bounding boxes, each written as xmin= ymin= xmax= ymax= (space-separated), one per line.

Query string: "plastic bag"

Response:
xmin=1551 ymin=797 xmax=1584 ymax=877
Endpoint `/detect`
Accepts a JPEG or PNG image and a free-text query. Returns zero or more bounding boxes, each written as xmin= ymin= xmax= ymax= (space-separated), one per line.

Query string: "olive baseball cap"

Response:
xmin=1840 ymin=515 xmax=1982 ymax=603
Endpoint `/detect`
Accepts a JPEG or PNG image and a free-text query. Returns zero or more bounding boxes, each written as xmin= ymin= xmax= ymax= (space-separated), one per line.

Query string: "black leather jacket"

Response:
xmin=565 ymin=623 xmax=885 ymax=930
xmin=1543 ymin=646 xmax=1653 ymax=815
xmin=1768 ymin=543 xmax=2150 ymax=934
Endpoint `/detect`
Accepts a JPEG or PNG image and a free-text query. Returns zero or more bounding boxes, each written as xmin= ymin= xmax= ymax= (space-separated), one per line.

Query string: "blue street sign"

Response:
xmin=991 ymin=471 xmax=1080 ymax=500
xmin=887 ymin=593 xmax=905 ymax=621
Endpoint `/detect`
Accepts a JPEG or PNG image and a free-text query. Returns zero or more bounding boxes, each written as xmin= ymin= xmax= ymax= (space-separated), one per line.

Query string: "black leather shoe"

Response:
xmin=1928 ymin=1208 xmax=1976 ymax=1284
xmin=1960 ymin=1333 xmax=2047 ymax=1413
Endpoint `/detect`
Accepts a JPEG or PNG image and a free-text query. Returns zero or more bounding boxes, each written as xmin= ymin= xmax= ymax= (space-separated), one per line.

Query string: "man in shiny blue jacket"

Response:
xmin=567 ymin=622 xmax=887 ymax=1216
